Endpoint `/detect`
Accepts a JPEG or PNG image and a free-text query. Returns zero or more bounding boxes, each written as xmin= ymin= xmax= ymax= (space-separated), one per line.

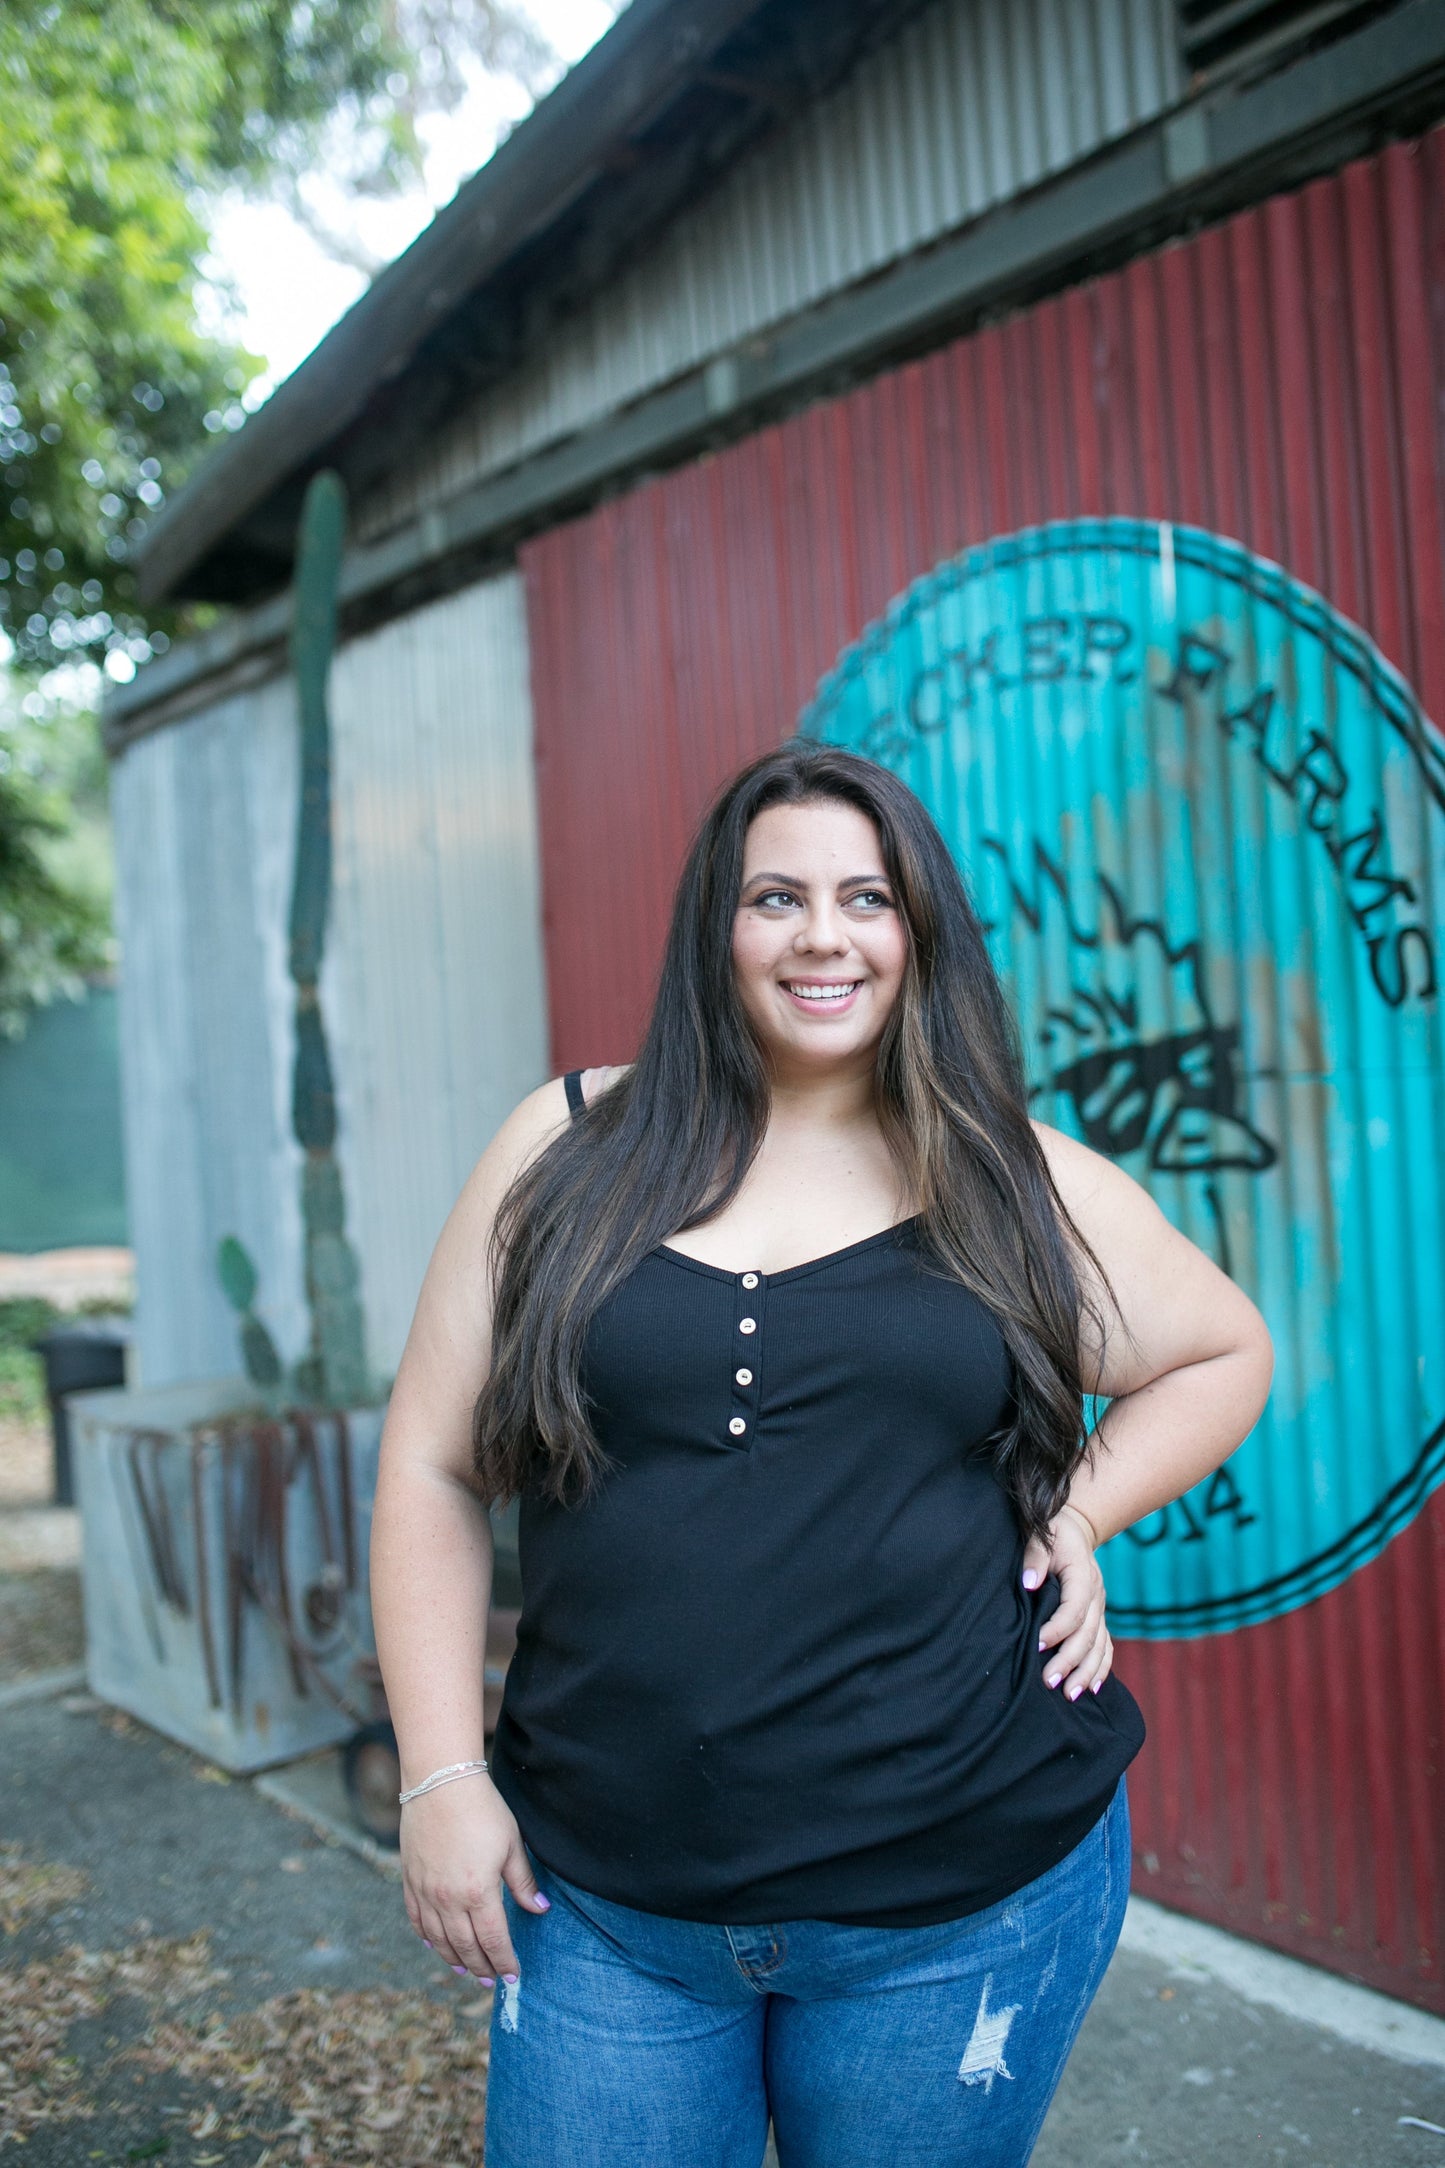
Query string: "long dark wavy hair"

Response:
xmin=473 ymin=740 xmax=1126 ymax=1540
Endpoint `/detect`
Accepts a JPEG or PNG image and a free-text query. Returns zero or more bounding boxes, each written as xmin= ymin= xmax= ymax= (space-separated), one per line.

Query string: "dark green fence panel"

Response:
xmin=0 ymin=983 xmax=127 ymax=1251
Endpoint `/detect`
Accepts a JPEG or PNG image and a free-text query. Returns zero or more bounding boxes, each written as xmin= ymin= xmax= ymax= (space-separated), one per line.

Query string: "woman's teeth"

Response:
xmin=785 ymin=982 xmax=861 ymax=1002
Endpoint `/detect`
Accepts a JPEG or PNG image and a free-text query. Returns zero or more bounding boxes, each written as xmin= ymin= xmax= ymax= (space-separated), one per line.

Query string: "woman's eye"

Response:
xmin=848 ymin=889 xmax=891 ymax=910
xmin=753 ymin=889 xmax=799 ymax=909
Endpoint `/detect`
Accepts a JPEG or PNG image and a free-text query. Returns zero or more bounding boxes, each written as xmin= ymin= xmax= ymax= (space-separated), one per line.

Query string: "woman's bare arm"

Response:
xmin=1022 ymin=1121 xmax=1275 ymax=1699
xmin=369 ymin=1076 xmax=572 ymax=1984
xmin=1038 ymin=1121 xmax=1275 ymax=1543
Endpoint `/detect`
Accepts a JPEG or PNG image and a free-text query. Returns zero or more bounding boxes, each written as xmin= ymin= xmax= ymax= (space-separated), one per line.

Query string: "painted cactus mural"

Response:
xmin=287 ymin=470 xmax=370 ymax=1410
xmin=218 ymin=471 xmax=371 ymax=1409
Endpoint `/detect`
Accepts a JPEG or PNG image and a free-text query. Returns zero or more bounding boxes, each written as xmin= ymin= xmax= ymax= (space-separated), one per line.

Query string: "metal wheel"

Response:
xmin=342 ymin=1718 xmax=402 ymax=1848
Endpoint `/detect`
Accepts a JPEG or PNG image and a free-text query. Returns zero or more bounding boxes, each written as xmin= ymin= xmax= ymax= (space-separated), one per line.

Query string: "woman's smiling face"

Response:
xmin=732 ymin=797 xmax=909 ymax=1076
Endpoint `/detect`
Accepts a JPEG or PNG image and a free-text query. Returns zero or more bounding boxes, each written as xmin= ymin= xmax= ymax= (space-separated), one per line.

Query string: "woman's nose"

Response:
xmin=796 ymin=907 xmax=850 ymax=953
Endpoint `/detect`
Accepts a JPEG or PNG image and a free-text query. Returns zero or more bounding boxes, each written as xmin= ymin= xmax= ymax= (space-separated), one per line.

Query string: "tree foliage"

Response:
xmin=0 ymin=765 xmax=110 ymax=1038
xmin=0 ymin=672 xmax=114 ymax=1033
xmin=0 ymin=0 xmax=553 ymax=1031
xmin=0 ymin=0 xmax=553 ymax=677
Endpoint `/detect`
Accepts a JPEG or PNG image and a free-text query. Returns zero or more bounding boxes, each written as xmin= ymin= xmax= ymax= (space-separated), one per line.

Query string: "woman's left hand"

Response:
xmin=1022 ymin=1502 xmax=1113 ymax=1701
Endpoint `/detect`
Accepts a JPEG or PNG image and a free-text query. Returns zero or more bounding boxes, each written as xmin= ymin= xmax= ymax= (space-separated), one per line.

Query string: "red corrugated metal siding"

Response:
xmin=523 ymin=124 xmax=1445 ymax=2009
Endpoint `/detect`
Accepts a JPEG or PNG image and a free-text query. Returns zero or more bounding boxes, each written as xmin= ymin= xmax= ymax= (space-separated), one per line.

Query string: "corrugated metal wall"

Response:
xmin=801 ymin=513 xmax=1445 ymax=1640
xmin=111 ymin=676 xmax=307 ymax=1387
xmin=112 ymin=573 xmax=549 ymax=1390
xmin=523 ymin=123 xmax=1445 ymax=2009
xmin=325 ymin=578 xmax=550 ymax=1371
xmin=356 ymin=0 xmax=1182 ymax=546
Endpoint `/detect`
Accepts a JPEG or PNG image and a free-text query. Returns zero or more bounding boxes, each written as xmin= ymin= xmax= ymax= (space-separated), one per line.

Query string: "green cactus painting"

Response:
xmin=287 ymin=470 xmax=371 ymax=1409
xmin=216 ymin=1232 xmax=283 ymax=1395
xmin=218 ymin=471 xmax=374 ymax=1410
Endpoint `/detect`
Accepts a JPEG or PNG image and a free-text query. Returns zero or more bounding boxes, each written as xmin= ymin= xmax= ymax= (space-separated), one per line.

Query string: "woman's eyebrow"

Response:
xmin=741 ymin=870 xmax=890 ymax=887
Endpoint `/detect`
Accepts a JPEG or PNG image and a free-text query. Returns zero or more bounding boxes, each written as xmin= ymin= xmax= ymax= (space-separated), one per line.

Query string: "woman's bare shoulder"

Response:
xmin=453 ymin=1066 xmax=632 ymax=1224
xmin=447 ymin=1065 xmax=634 ymax=1228
xmin=447 ymin=1078 xmax=574 ymax=1232
xmin=1028 ymin=1118 xmax=1170 ymax=1246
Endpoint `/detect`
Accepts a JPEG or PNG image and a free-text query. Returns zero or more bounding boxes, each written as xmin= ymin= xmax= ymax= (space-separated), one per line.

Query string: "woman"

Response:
xmin=371 ymin=741 xmax=1273 ymax=2168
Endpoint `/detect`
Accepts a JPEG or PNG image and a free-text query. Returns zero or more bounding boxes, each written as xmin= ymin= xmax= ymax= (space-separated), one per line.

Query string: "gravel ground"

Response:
xmin=0 ymin=1246 xmax=134 ymax=1310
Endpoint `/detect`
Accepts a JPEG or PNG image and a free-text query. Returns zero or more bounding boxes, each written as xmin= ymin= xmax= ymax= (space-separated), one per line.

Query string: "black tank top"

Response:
xmin=487 ymin=1072 xmax=1145 ymax=1927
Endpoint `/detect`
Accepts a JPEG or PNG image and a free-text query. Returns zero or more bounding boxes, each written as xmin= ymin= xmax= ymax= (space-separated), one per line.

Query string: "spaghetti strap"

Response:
xmin=563 ymin=1069 xmax=587 ymax=1120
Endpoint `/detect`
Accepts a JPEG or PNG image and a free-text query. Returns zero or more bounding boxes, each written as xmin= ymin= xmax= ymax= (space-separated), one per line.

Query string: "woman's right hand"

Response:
xmin=400 ymin=1776 xmax=550 ymax=1984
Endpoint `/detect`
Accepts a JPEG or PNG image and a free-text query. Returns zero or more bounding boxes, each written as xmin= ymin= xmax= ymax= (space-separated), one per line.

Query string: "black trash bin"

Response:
xmin=32 ymin=1318 xmax=132 ymax=1506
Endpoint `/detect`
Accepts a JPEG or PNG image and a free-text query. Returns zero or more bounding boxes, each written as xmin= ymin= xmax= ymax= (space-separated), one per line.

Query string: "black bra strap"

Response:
xmin=563 ymin=1069 xmax=586 ymax=1120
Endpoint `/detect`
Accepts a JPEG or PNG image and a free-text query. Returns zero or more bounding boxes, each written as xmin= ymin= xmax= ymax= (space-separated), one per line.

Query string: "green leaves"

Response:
xmin=0 ymin=0 xmax=558 ymax=673
xmin=0 ymin=761 xmax=110 ymax=1037
xmin=0 ymin=0 xmax=561 ymax=1031
xmin=0 ymin=0 xmax=256 ymax=673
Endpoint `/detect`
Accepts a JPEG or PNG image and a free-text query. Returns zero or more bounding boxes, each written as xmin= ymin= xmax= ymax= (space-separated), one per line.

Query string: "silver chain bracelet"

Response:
xmin=398 ymin=1758 xmax=489 ymax=1806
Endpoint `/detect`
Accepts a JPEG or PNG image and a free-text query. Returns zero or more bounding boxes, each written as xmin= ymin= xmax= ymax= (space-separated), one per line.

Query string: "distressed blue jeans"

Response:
xmin=484 ymin=1777 xmax=1130 ymax=2168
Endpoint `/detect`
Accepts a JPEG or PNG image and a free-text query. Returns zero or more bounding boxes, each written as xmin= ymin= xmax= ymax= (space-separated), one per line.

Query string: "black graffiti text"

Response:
xmin=1161 ymin=632 xmax=1437 ymax=1009
xmin=837 ymin=616 xmax=1135 ymax=764
xmin=900 ymin=614 xmax=1138 ymax=738
xmin=1122 ymin=1463 xmax=1258 ymax=1551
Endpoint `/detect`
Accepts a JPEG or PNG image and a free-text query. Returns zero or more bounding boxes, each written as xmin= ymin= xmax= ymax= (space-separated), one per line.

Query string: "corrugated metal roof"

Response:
xmin=357 ymin=0 xmax=1183 ymax=546
xmin=133 ymin=0 xmax=945 ymax=607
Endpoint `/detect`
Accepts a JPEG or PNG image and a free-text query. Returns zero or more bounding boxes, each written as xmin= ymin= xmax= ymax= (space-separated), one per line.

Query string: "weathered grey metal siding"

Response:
xmin=111 ymin=572 xmax=548 ymax=1390
xmin=357 ymin=0 xmax=1182 ymax=545
xmin=323 ymin=577 xmax=549 ymax=1372
xmin=111 ymin=676 xmax=306 ymax=1389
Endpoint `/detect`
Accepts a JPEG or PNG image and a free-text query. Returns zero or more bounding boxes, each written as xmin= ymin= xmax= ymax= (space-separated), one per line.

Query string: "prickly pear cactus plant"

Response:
xmin=286 ymin=470 xmax=370 ymax=1409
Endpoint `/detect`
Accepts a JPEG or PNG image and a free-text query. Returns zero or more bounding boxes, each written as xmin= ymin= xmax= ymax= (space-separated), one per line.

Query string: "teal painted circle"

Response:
xmin=801 ymin=519 xmax=1445 ymax=1637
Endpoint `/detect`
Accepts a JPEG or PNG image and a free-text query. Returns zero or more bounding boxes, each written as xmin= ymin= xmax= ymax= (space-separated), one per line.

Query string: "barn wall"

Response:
xmin=325 ymin=576 xmax=550 ymax=1373
xmin=522 ymin=123 xmax=1445 ymax=2009
xmin=111 ymin=572 xmax=548 ymax=1390
xmin=111 ymin=675 xmax=305 ymax=1389
xmin=356 ymin=0 xmax=1182 ymax=546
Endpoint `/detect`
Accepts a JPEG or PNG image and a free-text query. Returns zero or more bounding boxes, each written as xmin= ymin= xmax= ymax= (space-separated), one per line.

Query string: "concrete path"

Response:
xmin=1037 ymin=1931 xmax=1445 ymax=2167
xmin=3 ymin=1680 xmax=1443 ymax=2165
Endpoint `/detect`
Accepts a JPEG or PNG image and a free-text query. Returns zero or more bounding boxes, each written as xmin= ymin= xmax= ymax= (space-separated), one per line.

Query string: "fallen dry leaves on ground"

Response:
xmin=0 ymin=1840 xmax=88 ymax=1933
xmin=134 ymin=1985 xmax=493 ymax=2165
xmin=0 ymin=1929 xmax=227 ymax=2146
xmin=0 ymin=1944 xmax=109 ymax=2140
xmin=0 ymin=1837 xmax=491 ymax=2165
